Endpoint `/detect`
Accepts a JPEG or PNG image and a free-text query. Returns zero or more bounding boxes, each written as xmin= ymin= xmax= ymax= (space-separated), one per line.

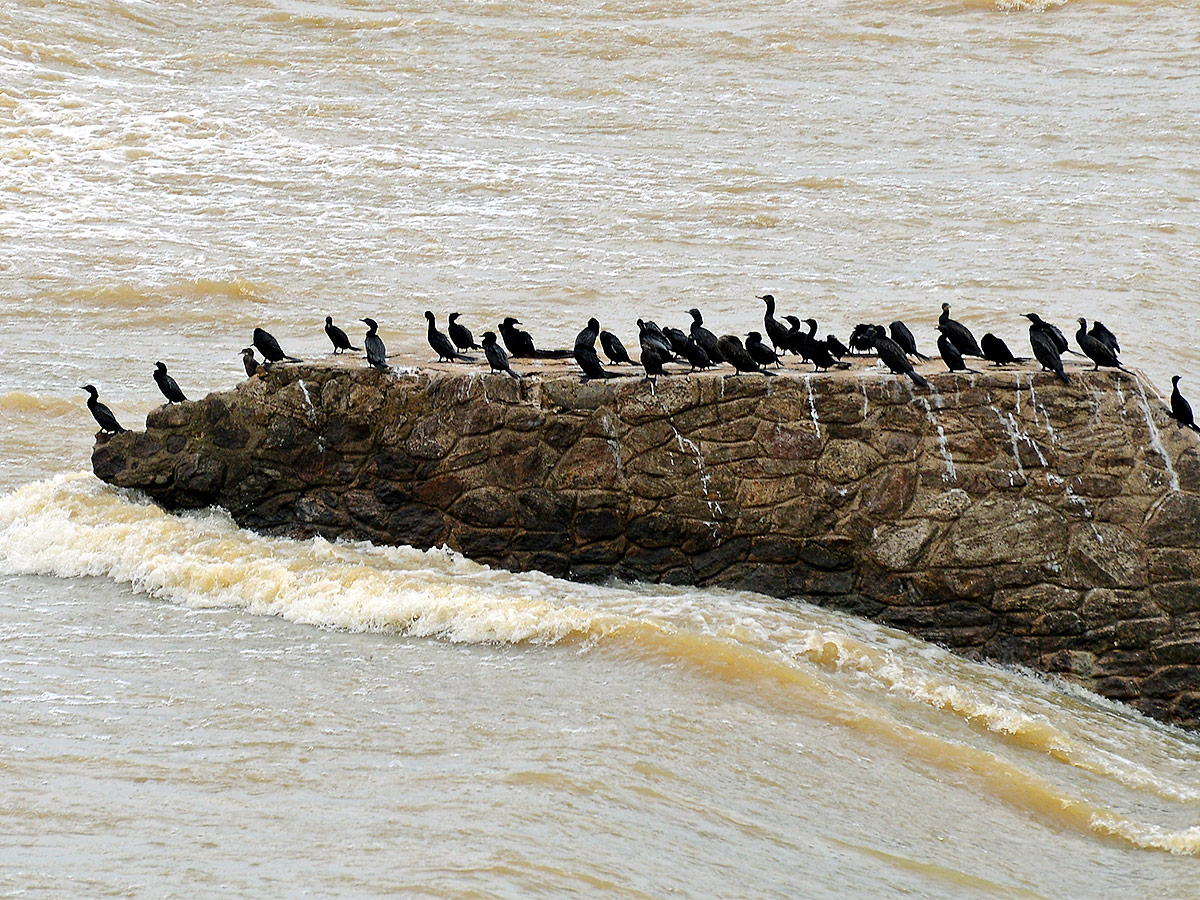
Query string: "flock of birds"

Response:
xmin=83 ymin=297 xmax=1199 ymax=438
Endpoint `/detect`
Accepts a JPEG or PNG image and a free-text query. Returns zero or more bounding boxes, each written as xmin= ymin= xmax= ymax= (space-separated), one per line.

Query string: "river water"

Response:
xmin=2 ymin=0 xmax=1200 ymax=896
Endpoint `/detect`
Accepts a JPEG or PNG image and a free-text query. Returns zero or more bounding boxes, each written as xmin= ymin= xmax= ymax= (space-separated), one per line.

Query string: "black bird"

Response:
xmin=1024 ymin=315 xmax=1070 ymax=384
xmin=253 ymin=327 xmax=300 ymax=365
xmin=325 ymin=316 xmax=360 ymax=354
xmin=636 ymin=319 xmax=674 ymax=359
xmin=1076 ymin=318 xmax=1126 ymax=372
xmin=938 ymin=303 xmax=983 ymax=357
xmin=600 ymin=330 xmax=633 ymax=365
xmin=574 ymin=318 xmax=628 ymax=382
xmin=936 ymin=326 xmax=980 ymax=374
xmin=498 ymin=317 xmax=572 ymax=359
xmin=81 ymin=385 xmax=125 ymax=433
xmin=153 ymin=362 xmax=187 ymax=404
xmin=803 ymin=319 xmax=850 ymax=372
xmin=717 ymin=335 xmax=775 ymax=376
xmin=848 ymin=323 xmax=879 ymax=355
xmin=1170 ymin=376 xmax=1200 ymax=432
xmin=639 ymin=332 xmax=673 ymax=384
xmin=574 ymin=317 xmax=600 ymax=356
xmin=1023 ymin=313 xmax=1073 ymax=356
xmin=824 ymin=333 xmax=850 ymax=361
xmin=679 ymin=338 xmax=713 ymax=372
xmin=482 ymin=331 xmax=521 ymax=379
xmin=1089 ymin=321 xmax=1120 ymax=355
xmin=448 ymin=313 xmax=480 ymax=351
xmin=745 ymin=331 xmax=781 ymax=369
xmin=980 ymin=333 xmax=1022 ymax=366
xmin=361 ymin=318 xmax=390 ymax=370
xmin=890 ymin=320 xmax=929 ymax=361
xmin=782 ymin=316 xmax=811 ymax=361
xmin=663 ymin=326 xmax=691 ymax=358
xmin=425 ymin=311 xmax=475 ymax=362
xmin=867 ymin=326 xmax=930 ymax=389
xmin=241 ymin=347 xmax=263 ymax=378
xmin=759 ymin=294 xmax=793 ymax=353
xmin=688 ymin=308 xmax=725 ymax=364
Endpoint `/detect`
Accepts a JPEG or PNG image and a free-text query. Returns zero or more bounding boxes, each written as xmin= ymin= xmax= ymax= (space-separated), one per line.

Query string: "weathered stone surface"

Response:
xmin=92 ymin=362 xmax=1200 ymax=729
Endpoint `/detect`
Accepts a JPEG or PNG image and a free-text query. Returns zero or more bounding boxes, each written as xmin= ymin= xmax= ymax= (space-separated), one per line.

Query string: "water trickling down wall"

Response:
xmin=92 ymin=362 xmax=1200 ymax=728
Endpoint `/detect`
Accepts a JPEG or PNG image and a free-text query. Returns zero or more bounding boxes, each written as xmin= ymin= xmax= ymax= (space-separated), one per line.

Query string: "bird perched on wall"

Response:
xmin=574 ymin=317 xmax=630 ymax=382
xmin=890 ymin=321 xmax=928 ymax=361
xmin=81 ymin=384 xmax=125 ymax=433
xmin=425 ymin=311 xmax=475 ymax=362
xmin=361 ymin=318 xmax=390 ymax=370
xmin=936 ymin=326 xmax=980 ymax=374
xmin=241 ymin=347 xmax=264 ymax=378
xmin=636 ymin=319 xmax=674 ymax=359
xmin=639 ymin=331 xmax=673 ymax=384
xmin=688 ymin=308 xmax=725 ymax=364
xmin=253 ymin=327 xmax=300 ymax=365
xmin=938 ymin=303 xmax=983 ymax=357
xmin=867 ymin=326 xmax=929 ymax=389
xmin=599 ymin=329 xmax=632 ymax=365
xmin=153 ymin=362 xmax=187 ymax=404
xmin=717 ymin=335 xmax=775 ymax=376
xmin=1076 ymin=318 xmax=1127 ymax=372
xmin=1023 ymin=313 xmax=1073 ymax=356
xmin=679 ymin=338 xmax=713 ymax=373
xmin=662 ymin=326 xmax=691 ymax=358
xmin=980 ymin=333 xmax=1022 ymax=366
xmin=782 ymin=316 xmax=810 ymax=360
xmin=848 ymin=323 xmax=879 ymax=355
xmin=1024 ymin=314 xmax=1069 ymax=383
xmin=802 ymin=319 xmax=851 ymax=372
xmin=1089 ymin=321 xmax=1120 ymax=356
xmin=324 ymin=316 xmax=360 ymax=354
xmin=482 ymin=331 xmax=521 ymax=379
xmin=759 ymin=294 xmax=793 ymax=354
xmin=1170 ymin=376 xmax=1199 ymax=432
xmin=824 ymin=332 xmax=850 ymax=361
xmin=745 ymin=331 xmax=781 ymax=369
xmin=448 ymin=313 xmax=480 ymax=351
xmin=498 ymin=317 xmax=572 ymax=359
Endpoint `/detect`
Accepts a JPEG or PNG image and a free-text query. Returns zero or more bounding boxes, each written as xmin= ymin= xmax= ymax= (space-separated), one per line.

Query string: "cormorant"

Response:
xmin=482 ymin=331 xmax=521 ymax=379
xmin=81 ymin=385 xmax=125 ymax=433
xmin=782 ymin=316 xmax=810 ymax=360
xmin=688 ymin=308 xmax=725 ymax=364
xmin=325 ymin=316 xmax=360 ymax=354
xmin=639 ymin=332 xmax=673 ymax=384
xmin=1024 ymin=315 xmax=1069 ymax=384
xmin=600 ymin=330 xmax=632 ymax=365
xmin=663 ymin=326 xmax=691 ymax=358
xmin=361 ymin=318 xmax=390 ymax=370
xmin=980 ymin=333 xmax=1022 ymax=366
xmin=153 ymin=362 xmax=187 ymax=404
xmin=253 ymin=327 xmax=300 ymax=365
xmin=1076 ymin=318 xmax=1126 ymax=372
xmin=825 ymin=333 xmax=850 ymax=360
xmin=890 ymin=321 xmax=929 ymax=361
xmin=717 ymin=335 xmax=775 ymax=376
xmin=867 ymin=326 xmax=930 ymax=389
xmin=848 ymin=323 xmax=878 ymax=355
xmin=1024 ymin=313 xmax=1073 ymax=356
xmin=498 ymin=317 xmax=572 ymax=359
xmin=574 ymin=318 xmax=627 ymax=382
xmin=938 ymin=303 xmax=983 ymax=357
xmin=802 ymin=319 xmax=850 ymax=372
xmin=936 ymin=325 xmax=979 ymax=374
xmin=1170 ymin=376 xmax=1199 ymax=432
xmin=448 ymin=313 xmax=480 ymax=351
xmin=759 ymin=294 xmax=792 ymax=353
xmin=679 ymin=338 xmax=713 ymax=372
xmin=636 ymin=319 xmax=674 ymax=359
xmin=1090 ymin=321 xmax=1120 ymax=355
xmin=241 ymin=347 xmax=263 ymax=378
xmin=745 ymin=331 xmax=781 ymax=369
xmin=426 ymin=311 xmax=475 ymax=362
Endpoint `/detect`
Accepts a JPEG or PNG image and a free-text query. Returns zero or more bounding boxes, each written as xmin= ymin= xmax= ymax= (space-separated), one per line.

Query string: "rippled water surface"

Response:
xmin=2 ymin=0 xmax=1200 ymax=896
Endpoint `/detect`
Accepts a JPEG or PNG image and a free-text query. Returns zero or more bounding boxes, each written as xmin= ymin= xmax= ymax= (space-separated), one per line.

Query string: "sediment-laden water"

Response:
xmin=2 ymin=0 xmax=1199 ymax=896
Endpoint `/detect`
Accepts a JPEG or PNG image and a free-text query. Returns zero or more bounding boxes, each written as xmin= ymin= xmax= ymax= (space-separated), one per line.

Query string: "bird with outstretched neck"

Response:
xmin=425 ymin=311 xmax=476 ymax=363
xmin=867 ymin=326 xmax=929 ymax=389
xmin=325 ymin=316 xmax=360 ymax=354
xmin=81 ymin=385 xmax=125 ymax=433
xmin=688 ymin=308 xmax=725 ymax=365
xmin=1024 ymin=314 xmax=1070 ymax=384
xmin=717 ymin=335 xmax=775 ymax=376
xmin=1170 ymin=376 xmax=1200 ymax=432
xmin=802 ymin=319 xmax=850 ymax=372
xmin=361 ymin=318 xmax=390 ymax=370
xmin=153 ymin=362 xmax=187 ymax=404
xmin=1076 ymin=318 xmax=1127 ymax=372
xmin=574 ymin=317 xmax=630 ymax=382
xmin=938 ymin=303 xmax=983 ymax=357
xmin=448 ymin=313 xmax=480 ymax=351
xmin=1023 ymin=313 xmax=1074 ymax=356
xmin=482 ymin=331 xmax=521 ymax=379
xmin=253 ymin=327 xmax=301 ymax=366
xmin=758 ymin=294 xmax=792 ymax=354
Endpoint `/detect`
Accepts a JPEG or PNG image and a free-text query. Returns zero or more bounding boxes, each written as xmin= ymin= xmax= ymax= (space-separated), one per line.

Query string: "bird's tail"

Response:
xmin=1055 ymin=368 xmax=1070 ymax=384
xmin=349 ymin=344 xmax=362 ymax=352
xmin=913 ymin=352 xmax=930 ymax=362
xmin=284 ymin=355 xmax=302 ymax=363
xmin=533 ymin=349 xmax=574 ymax=359
xmin=909 ymin=371 xmax=931 ymax=389
xmin=455 ymin=353 xmax=478 ymax=362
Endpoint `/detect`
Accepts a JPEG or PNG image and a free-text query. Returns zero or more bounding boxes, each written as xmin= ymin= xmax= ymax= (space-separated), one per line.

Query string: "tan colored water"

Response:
xmin=2 ymin=0 xmax=1200 ymax=896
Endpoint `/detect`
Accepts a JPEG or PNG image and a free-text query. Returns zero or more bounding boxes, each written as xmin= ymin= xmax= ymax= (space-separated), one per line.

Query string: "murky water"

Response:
xmin=2 ymin=0 xmax=1200 ymax=896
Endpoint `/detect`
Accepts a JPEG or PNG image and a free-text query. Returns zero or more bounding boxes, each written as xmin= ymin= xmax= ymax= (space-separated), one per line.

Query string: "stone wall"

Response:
xmin=92 ymin=361 xmax=1200 ymax=727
